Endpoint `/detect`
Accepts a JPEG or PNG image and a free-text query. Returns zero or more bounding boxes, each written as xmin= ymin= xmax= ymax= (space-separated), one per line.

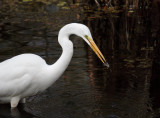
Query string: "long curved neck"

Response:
xmin=45 ymin=24 xmax=84 ymax=86
xmin=47 ymin=33 xmax=73 ymax=83
xmin=52 ymin=39 xmax=73 ymax=74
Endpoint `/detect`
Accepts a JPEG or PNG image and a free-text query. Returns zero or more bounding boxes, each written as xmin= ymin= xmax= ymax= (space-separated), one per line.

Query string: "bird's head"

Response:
xmin=59 ymin=23 xmax=109 ymax=67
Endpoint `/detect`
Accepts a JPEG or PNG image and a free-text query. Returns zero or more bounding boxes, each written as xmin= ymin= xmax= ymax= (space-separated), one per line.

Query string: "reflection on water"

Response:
xmin=0 ymin=104 xmax=39 ymax=118
xmin=0 ymin=0 xmax=160 ymax=118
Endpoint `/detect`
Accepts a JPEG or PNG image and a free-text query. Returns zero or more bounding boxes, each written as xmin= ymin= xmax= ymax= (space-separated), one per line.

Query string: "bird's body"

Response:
xmin=0 ymin=54 xmax=48 ymax=101
xmin=0 ymin=23 xmax=108 ymax=108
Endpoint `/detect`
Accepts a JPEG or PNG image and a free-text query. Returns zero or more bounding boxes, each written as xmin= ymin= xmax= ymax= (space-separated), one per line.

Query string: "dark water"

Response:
xmin=0 ymin=1 xmax=160 ymax=118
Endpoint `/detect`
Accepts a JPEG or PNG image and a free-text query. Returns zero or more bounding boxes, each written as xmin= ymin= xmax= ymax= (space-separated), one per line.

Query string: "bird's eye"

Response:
xmin=84 ymin=35 xmax=88 ymax=39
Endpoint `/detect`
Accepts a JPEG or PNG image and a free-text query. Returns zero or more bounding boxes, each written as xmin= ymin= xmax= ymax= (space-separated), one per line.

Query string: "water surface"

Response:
xmin=0 ymin=1 xmax=160 ymax=118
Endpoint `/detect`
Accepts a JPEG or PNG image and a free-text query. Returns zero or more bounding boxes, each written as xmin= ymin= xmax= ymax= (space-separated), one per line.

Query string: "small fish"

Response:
xmin=104 ymin=62 xmax=110 ymax=68
xmin=104 ymin=62 xmax=112 ymax=72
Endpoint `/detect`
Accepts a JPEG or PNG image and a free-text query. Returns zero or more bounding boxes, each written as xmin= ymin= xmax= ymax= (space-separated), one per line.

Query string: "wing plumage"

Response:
xmin=0 ymin=54 xmax=47 ymax=97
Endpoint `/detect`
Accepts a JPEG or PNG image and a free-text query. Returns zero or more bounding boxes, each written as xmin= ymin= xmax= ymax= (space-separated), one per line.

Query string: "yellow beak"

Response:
xmin=85 ymin=35 xmax=106 ymax=64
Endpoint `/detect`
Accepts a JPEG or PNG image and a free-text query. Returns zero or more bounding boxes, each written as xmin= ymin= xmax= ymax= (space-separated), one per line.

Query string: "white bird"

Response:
xmin=0 ymin=23 xmax=109 ymax=108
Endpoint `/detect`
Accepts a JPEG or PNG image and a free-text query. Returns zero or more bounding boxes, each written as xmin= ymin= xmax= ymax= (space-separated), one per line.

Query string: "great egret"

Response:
xmin=0 ymin=23 xmax=109 ymax=108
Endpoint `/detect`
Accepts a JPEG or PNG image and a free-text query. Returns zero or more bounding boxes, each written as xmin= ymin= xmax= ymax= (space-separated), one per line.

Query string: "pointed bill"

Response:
xmin=85 ymin=35 xmax=108 ymax=67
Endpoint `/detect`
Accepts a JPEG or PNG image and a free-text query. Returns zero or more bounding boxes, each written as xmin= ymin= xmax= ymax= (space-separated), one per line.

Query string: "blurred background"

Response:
xmin=0 ymin=0 xmax=160 ymax=118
